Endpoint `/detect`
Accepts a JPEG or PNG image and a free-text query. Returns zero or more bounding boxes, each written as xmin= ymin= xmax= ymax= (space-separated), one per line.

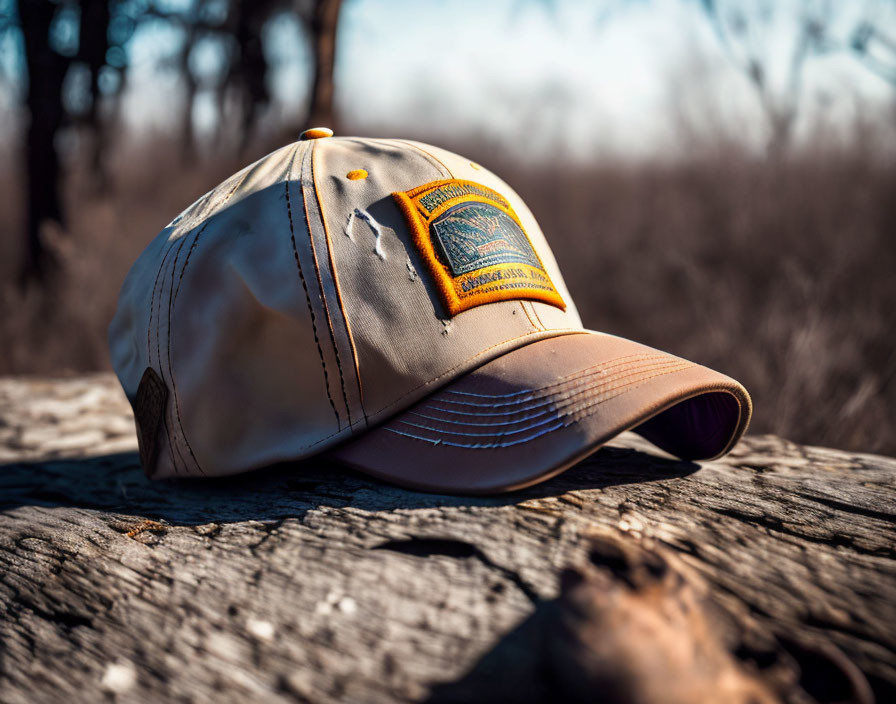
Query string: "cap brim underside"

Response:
xmin=328 ymin=331 xmax=751 ymax=494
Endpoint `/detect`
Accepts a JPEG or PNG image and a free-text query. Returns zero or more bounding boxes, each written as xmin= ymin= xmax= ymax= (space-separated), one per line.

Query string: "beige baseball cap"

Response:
xmin=109 ymin=129 xmax=751 ymax=493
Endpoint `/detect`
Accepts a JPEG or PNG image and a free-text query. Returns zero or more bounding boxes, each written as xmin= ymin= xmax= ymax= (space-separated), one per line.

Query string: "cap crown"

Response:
xmin=109 ymin=137 xmax=583 ymax=478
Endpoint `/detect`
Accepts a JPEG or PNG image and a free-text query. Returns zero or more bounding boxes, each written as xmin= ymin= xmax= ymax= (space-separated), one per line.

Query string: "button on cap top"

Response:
xmin=300 ymin=127 xmax=334 ymax=140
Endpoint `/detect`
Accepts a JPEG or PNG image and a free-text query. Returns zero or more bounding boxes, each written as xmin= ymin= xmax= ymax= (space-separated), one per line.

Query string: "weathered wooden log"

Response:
xmin=0 ymin=375 xmax=893 ymax=703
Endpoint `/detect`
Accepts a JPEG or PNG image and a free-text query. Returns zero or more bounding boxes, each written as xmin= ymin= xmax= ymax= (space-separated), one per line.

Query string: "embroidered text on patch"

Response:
xmin=393 ymin=179 xmax=565 ymax=315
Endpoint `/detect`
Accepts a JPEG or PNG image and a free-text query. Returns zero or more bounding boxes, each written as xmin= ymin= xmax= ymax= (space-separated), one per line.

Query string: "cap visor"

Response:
xmin=328 ymin=332 xmax=751 ymax=494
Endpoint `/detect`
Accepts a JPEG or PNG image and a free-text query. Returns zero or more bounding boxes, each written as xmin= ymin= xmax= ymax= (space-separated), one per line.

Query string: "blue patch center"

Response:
xmin=430 ymin=202 xmax=542 ymax=277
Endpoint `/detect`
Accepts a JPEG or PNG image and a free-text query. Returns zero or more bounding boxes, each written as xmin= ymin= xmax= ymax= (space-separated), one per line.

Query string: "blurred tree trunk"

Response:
xmin=17 ymin=0 xmax=68 ymax=284
xmin=304 ymin=0 xmax=342 ymax=129
xmin=231 ymin=0 xmax=273 ymax=154
xmin=78 ymin=0 xmax=112 ymax=190
xmin=177 ymin=21 xmax=200 ymax=163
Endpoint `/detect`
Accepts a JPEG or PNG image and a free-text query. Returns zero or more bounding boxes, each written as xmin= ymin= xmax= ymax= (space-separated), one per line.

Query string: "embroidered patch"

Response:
xmin=393 ymin=179 xmax=565 ymax=316
xmin=134 ymin=367 xmax=168 ymax=478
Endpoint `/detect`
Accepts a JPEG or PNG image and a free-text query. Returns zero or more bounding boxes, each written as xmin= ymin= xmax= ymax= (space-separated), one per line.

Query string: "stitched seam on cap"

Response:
xmin=435 ymin=353 xmax=680 ymax=407
xmin=369 ymin=328 xmax=584 ymax=418
xmin=285 ymin=142 xmax=342 ymax=427
xmin=145 ymin=241 xmax=181 ymax=474
xmin=519 ymin=302 xmax=539 ymax=331
xmin=150 ymin=182 xmax=224 ymax=331
xmin=415 ymin=359 xmax=691 ymax=418
xmin=166 ymin=167 xmax=249 ymax=476
xmin=163 ymin=223 xmax=209 ymax=476
xmin=311 ymin=140 xmax=367 ymax=425
xmin=528 ymin=302 xmax=546 ymax=330
xmin=150 ymin=335 xmax=575 ymax=458
xmin=385 ymin=364 xmax=693 ymax=448
xmin=303 ymin=140 xmax=353 ymax=429
xmin=529 ymin=301 xmax=547 ymax=330
xmin=435 ymin=353 xmax=667 ymax=405
xmin=396 ymin=363 xmax=692 ymax=438
xmin=156 ymin=235 xmax=189 ymax=474
xmin=161 ymin=234 xmax=195 ymax=475
xmin=146 ymin=238 xmax=179 ymax=370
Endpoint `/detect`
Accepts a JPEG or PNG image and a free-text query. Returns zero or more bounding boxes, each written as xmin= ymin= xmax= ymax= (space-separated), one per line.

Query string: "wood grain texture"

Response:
xmin=0 ymin=375 xmax=893 ymax=703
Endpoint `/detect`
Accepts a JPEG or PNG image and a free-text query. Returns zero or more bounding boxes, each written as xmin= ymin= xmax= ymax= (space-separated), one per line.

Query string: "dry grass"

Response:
xmin=1 ymin=128 xmax=893 ymax=455
xmin=508 ymin=149 xmax=896 ymax=455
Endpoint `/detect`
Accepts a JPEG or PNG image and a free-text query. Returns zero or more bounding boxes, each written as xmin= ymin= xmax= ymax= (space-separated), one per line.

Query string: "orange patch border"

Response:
xmin=393 ymin=179 xmax=566 ymax=316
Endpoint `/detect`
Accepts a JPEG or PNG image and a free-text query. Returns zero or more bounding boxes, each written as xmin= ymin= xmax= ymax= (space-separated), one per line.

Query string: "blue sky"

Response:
xmin=6 ymin=0 xmax=896 ymax=160
xmin=328 ymin=0 xmax=893 ymax=158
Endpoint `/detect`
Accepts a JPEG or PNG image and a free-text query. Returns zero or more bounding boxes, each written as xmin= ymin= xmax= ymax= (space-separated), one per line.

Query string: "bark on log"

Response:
xmin=0 ymin=375 xmax=893 ymax=703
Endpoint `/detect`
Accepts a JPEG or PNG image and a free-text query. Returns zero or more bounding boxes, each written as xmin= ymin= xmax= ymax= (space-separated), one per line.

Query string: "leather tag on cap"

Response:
xmin=134 ymin=367 xmax=168 ymax=477
xmin=393 ymin=179 xmax=566 ymax=316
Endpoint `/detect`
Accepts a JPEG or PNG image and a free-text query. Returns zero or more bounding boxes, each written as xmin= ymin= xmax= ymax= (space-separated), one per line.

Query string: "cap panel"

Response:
xmin=109 ymin=148 xmax=279 ymax=478
xmin=109 ymin=150 xmax=263 ymax=405
xmin=159 ymin=143 xmax=350 ymax=477
xmin=315 ymin=138 xmax=584 ymax=425
xmin=399 ymin=141 xmax=578 ymax=333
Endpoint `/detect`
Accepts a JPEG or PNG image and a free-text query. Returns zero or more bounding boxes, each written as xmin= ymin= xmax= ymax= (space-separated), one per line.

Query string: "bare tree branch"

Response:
xmin=850 ymin=21 xmax=896 ymax=85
